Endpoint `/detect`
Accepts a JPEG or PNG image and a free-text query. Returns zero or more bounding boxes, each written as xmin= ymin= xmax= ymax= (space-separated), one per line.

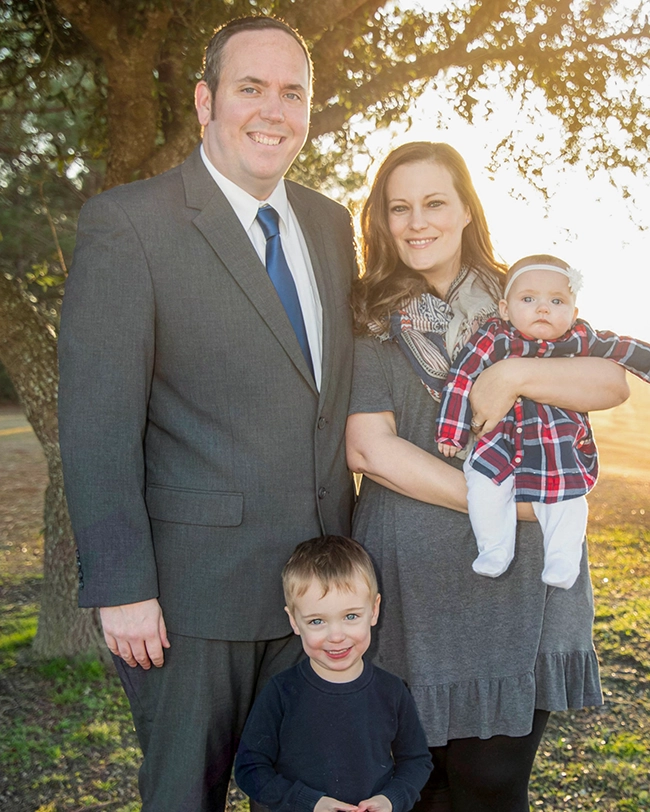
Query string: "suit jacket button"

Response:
xmin=318 ymin=487 xmax=328 ymax=499
xmin=318 ymin=416 xmax=327 ymax=429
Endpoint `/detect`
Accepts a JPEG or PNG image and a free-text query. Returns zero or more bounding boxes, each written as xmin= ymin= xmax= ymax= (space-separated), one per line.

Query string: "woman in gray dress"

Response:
xmin=346 ymin=142 xmax=628 ymax=812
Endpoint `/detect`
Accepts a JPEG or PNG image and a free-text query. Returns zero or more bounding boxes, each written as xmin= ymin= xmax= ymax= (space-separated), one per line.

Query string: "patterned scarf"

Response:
xmin=371 ymin=266 xmax=499 ymax=401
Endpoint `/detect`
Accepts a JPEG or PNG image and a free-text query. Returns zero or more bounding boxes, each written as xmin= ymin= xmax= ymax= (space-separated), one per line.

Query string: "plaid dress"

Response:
xmin=435 ymin=318 xmax=650 ymax=503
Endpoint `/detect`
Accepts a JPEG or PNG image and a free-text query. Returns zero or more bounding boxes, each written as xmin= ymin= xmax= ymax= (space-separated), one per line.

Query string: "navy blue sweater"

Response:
xmin=235 ymin=659 xmax=432 ymax=812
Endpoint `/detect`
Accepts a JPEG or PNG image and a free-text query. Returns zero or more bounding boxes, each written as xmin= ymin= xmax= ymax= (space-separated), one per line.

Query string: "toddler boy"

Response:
xmin=436 ymin=254 xmax=650 ymax=589
xmin=234 ymin=535 xmax=432 ymax=812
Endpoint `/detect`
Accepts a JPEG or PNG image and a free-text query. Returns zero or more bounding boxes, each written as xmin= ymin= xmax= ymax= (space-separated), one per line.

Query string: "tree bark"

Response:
xmin=0 ymin=274 xmax=106 ymax=660
xmin=54 ymin=0 xmax=175 ymax=188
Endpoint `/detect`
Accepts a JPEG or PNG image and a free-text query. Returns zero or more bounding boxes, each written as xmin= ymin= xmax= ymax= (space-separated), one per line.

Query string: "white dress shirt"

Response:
xmin=200 ymin=146 xmax=323 ymax=389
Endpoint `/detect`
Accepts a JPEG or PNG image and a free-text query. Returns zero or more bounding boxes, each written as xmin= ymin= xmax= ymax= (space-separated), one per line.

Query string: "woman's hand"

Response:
xmin=468 ymin=360 xmax=520 ymax=436
xmin=470 ymin=356 xmax=629 ymax=437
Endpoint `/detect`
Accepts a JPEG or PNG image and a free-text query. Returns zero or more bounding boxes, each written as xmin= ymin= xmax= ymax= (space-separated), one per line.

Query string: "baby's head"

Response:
xmin=500 ymin=254 xmax=581 ymax=341
xmin=282 ymin=535 xmax=380 ymax=683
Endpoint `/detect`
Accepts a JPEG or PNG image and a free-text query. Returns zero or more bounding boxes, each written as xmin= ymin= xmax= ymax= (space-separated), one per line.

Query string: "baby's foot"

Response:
xmin=542 ymin=557 xmax=579 ymax=590
xmin=472 ymin=549 xmax=513 ymax=578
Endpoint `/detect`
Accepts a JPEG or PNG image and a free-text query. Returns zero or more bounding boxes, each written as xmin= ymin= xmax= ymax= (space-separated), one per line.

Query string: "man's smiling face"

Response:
xmin=195 ymin=28 xmax=311 ymax=200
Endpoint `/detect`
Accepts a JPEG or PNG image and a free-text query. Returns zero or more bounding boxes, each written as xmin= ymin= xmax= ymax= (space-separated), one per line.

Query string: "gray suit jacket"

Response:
xmin=58 ymin=146 xmax=356 ymax=640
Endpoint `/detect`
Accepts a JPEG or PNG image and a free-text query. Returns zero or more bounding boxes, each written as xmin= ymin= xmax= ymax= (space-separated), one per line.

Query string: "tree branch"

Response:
xmin=38 ymin=182 xmax=68 ymax=274
xmin=310 ymin=0 xmax=386 ymax=105
xmin=52 ymin=0 xmax=125 ymax=52
xmin=310 ymin=28 xmax=483 ymax=139
xmin=288 ymin=0 xmax=381 ymax=39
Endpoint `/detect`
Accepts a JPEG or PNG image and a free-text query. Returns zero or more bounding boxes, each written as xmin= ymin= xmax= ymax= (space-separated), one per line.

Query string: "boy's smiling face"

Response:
xmin=285 ymin=575 xmax=380 ymax=683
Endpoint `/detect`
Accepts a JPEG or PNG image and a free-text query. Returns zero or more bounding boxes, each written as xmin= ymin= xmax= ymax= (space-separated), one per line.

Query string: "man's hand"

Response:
xmin=99 ymin=598 xmax=170 ymax=669
xmin=356 ymin=795 xmax=392 ymax=812
xmin=314 ymin=797 xmax=359 ymax=812
xmin=437 ymin=442 xmax=458 ymax=458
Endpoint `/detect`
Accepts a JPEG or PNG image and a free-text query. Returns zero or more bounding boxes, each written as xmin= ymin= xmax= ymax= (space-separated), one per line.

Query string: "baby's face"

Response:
xmin=285 ymin=575 xmax=380 ymax=683
xmin=499 ymin=269 xmax=578 ymax=341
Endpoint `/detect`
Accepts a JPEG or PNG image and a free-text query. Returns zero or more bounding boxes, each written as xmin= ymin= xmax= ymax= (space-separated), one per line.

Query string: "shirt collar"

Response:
xmin=200 ymin=144 xmax=289 ymax=233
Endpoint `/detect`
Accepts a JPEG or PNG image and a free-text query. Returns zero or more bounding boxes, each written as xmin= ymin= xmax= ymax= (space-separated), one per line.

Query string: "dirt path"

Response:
xmin=0 ymin=407 xmax=47 ymax=597
xmin=584 ymin=374 xmax=650 ymax=530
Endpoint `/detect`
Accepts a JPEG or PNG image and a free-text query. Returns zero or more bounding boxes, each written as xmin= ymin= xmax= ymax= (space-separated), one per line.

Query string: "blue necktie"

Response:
xmin=256 ymin=205 xmax=314 ymax=378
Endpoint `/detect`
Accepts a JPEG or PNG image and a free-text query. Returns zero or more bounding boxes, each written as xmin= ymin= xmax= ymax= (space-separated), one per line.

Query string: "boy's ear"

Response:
xmin=573 ymin=305 xmax=579 ymax=322
xmin=498 ymin=299 xmax=509 ymax=320
xmin=284 ymin=606 xmax=301 ymax=636
xmin=371 ymin=593 xmax=381 ymax=627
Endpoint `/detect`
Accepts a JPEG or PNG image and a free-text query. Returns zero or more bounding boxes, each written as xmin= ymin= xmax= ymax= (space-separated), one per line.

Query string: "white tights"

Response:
xmin=464 ymin=459 xmax=588 ymax=590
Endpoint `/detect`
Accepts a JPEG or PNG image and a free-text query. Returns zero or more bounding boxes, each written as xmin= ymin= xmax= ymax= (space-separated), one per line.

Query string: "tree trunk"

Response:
xmin=0 ymin=274 xmax=106 ymax=660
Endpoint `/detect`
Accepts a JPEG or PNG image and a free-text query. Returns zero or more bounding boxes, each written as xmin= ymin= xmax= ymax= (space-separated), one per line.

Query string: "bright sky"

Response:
xmin=356 ymin=0 xmax=650 ymax=342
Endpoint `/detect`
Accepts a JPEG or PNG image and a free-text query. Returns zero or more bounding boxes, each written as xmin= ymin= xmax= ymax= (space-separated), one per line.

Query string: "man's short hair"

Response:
xmin=202 ymin=15 xmax=313 ymax=97
xmin=282 ymin=536 xmax=378 ymax=612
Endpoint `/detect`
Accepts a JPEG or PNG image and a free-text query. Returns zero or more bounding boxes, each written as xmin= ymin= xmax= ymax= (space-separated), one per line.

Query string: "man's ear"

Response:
xmin=498 ymin=299 xmax=509 ymax=320
xmin=284 ymin=606 xmax=301 ymax=636
xmin=195 ymin=81 xmax=212 ymax=127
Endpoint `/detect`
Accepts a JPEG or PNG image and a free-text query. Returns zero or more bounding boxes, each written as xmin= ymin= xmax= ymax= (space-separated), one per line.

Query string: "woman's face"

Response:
xmin=386 ymin=160 xmax=470 ymax=294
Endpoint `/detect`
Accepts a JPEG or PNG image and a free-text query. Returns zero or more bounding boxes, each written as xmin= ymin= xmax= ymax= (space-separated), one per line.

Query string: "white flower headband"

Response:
xmin=503 ymin=263 xmax=584 ymax=299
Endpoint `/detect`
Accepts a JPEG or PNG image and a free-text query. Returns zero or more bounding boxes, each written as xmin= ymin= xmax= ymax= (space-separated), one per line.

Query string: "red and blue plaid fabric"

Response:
xmin=435 ymin=318 xmax=650 ymax=503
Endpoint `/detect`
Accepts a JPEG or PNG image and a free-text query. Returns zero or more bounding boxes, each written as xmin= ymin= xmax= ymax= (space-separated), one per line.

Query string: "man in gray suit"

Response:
xmin=58 ymin=16 xmax=356 ymax=812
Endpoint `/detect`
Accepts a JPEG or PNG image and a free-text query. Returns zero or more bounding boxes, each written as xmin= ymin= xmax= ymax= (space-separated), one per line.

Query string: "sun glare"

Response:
xmin=360 ymin=0 xmax=650 ymax=341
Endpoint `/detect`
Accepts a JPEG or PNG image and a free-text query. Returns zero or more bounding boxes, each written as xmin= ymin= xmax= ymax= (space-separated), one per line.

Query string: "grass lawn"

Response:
xmin=529 ymin=521 xmax=650 ymax=811
xmin=1 ymin=401 xmax=649 ymax=811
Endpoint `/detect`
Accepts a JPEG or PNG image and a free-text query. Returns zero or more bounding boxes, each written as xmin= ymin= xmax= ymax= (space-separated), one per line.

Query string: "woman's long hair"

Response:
xmin=352 ymin=142 xmax=507 ymax=334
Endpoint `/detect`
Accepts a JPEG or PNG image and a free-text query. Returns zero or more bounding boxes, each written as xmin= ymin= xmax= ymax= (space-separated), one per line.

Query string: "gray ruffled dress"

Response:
xmin=350 ymin=335 xmax=602 ymax=747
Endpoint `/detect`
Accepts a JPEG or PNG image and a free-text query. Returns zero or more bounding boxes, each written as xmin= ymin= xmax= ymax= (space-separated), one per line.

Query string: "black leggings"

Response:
xmin=412 ymin=710 xmax=550 ymax=812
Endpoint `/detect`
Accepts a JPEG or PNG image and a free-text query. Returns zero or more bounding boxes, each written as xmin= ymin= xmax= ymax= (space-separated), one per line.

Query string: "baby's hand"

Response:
xmin=314 ymin=797 xmax=358 ymax=812
xmin=437 ymin=442 xmax=458 ymax=458
xmin=356 ymin=795 xmax=392 ymax=812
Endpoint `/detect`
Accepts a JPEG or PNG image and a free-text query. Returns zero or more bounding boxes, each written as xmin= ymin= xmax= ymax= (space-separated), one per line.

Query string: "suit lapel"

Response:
xmin=182 ymin=149 xmax=317 ymax=393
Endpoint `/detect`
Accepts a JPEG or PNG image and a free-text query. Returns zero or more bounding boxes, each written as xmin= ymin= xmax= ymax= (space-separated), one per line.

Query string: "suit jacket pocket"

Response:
xmin=146 ymin=485 xmax=243 ymax=527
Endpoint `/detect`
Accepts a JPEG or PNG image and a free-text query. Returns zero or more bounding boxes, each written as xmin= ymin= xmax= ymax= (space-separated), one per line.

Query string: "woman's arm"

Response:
xmin=346 ymin=411 xmax=536 ymax=520
xmin=469 ymin=357 xmax=629 ymax=436
xmin=346 ymin=411 xmax=468 ymax=512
